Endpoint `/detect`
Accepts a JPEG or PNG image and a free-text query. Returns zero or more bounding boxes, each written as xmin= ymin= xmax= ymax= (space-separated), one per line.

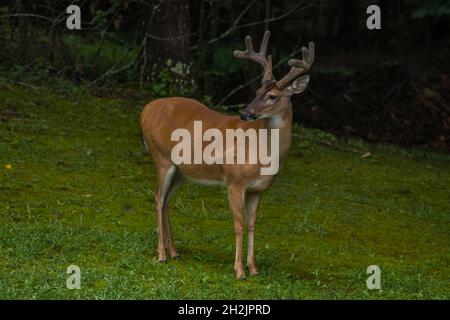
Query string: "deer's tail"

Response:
xmin=141 ymin=132 xmax=150 ymax=155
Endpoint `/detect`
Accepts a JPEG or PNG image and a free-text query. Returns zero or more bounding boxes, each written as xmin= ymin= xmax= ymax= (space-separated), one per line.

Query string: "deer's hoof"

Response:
xmin=172 ymin=255 xmax=181 ymax=261
xmin=248 ymin=267 xmax=259 ymax=276
xmin=158 ymin=259 xmax=168 ymax=264
xmin=235 ymin=270 xmax=247 ymax=280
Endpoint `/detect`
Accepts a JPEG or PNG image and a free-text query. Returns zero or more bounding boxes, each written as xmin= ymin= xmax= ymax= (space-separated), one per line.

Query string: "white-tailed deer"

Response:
xmin=141 ymin=31 xmax=315 ymax=279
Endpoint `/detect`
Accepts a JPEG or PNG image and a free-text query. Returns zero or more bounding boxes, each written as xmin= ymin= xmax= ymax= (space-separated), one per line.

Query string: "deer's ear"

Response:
xmin=287 ymin=75 xmax=310 ymax=95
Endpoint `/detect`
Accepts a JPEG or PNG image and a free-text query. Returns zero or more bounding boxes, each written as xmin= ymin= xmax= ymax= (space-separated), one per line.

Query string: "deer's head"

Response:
xmin=233 ymin=31 xmax=315 ymax=121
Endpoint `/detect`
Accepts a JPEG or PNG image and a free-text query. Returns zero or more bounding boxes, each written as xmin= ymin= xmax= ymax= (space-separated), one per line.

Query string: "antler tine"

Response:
xmin=244 ymin=35 xmax=254 ymax=53
xmin=308 ymin=41 xmax=315 ymax=65
xmin=259 ymin=30 xmax=270 ymax=58
xmin=233 ymin=31 xmax=273 ymax=82
xmin=276 ymin=42 xmax=315 ymax=89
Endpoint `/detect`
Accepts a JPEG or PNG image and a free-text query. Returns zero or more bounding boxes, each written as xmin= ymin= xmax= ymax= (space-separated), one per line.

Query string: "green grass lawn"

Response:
xmin=0 ymin=81 xmax=449 ymax=299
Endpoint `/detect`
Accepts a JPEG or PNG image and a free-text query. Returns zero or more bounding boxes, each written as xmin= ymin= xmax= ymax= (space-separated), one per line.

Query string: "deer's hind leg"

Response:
xmin=155 ymin=164 xmax=177 ymax=262
xmin=162 ymin=170 xmax=184 ymax=260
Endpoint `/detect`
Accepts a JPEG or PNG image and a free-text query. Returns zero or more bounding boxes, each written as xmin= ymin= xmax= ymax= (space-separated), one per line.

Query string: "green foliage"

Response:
xmin=149 ymin=61 xmax=197 ymax=97
xmin=211 ymin=44 xmax=242 ymax=76
xmin=90 ymin=0 xmax=121 ymax=36
xmin=316 ymin=66 xmax=355 ymax=77
xmin=412 ymin=0 xmax=450 ymax=18
xmin=201 ymin=95 xmax=215 ymax=108
xmin=91 ymin=10 xmax=111 ymax=34
xmin=64 ymin=35 xmax=139 ymax=83
xmin=0 ymin=58 xmax=91 ymax=97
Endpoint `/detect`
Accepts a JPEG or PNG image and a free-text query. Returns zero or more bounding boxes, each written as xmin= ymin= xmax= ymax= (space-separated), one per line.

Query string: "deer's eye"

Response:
xmin=267 ymin=94 xmax=277 ymax=100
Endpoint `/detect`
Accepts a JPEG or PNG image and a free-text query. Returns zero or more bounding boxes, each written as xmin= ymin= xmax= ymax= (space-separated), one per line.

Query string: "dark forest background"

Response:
xmin=1 ymin=0 xmax=449 ymax=151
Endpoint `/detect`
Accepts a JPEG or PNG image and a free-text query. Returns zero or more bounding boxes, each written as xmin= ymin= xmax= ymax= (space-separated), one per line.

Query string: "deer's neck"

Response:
xmin=266 ymin=103 xmax=293 ymax=163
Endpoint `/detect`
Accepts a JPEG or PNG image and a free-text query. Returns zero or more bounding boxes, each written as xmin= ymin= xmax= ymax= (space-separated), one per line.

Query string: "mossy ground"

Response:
xmin=0 ymin=81 xmax=449 ymax=299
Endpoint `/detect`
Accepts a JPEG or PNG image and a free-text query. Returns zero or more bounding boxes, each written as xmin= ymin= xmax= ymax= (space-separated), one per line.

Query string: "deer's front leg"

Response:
xmin=227 ymin=184 xmax=246 ymax=279
xmin=246 ymin=192 xmax=260 ymax=275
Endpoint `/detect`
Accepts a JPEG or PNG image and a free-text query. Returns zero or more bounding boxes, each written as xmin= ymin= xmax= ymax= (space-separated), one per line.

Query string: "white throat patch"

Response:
xmin=268 ymin=115 xmax=285 ymax=128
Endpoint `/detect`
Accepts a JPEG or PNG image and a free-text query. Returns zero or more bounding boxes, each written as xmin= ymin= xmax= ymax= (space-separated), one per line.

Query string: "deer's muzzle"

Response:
xmin=240 ymin=111 xmax=257 ymax=121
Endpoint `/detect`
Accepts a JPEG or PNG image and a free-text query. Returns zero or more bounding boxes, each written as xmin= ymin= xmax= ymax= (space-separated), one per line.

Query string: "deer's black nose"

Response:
xmin=240 ymin=111 xmax=257 ymax=121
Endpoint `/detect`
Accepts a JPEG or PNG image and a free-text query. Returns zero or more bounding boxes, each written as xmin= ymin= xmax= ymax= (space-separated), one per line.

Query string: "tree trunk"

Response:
xmin=15 ymin=0 xmax=28 ymax=63
xmin=338 ymin=0 xmax=360 ymax=42
xmin=146 ymin=0 xmax=190 ymax=71
xmin=195 ymin=0 xmax=206 ymax=96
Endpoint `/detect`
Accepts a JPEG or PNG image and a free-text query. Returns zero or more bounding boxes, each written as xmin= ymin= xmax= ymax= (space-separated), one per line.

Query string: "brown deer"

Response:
xmin=140 ymin=31 xmax=315 ymax=279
